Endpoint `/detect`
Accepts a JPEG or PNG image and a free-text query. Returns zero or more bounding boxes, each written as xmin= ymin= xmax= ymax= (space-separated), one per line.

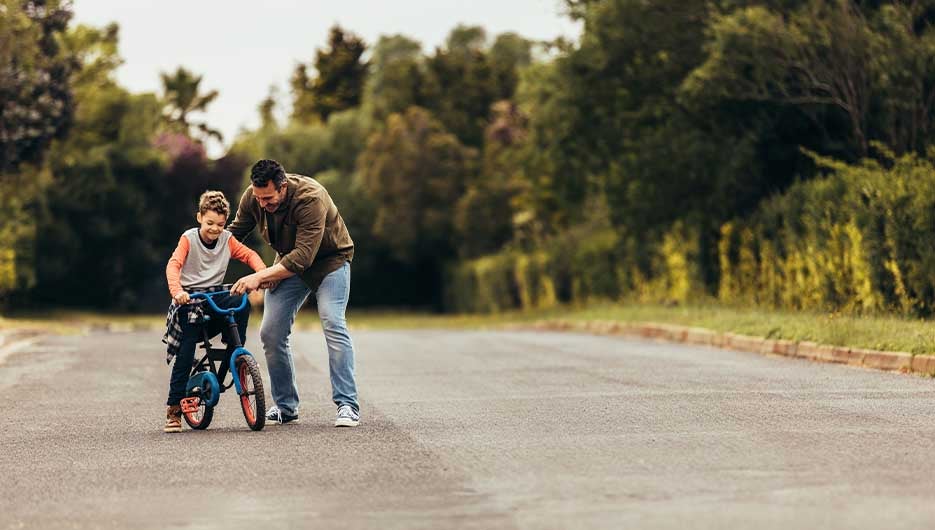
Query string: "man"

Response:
xmin=228 ymin=159 xmax=359 ymax=427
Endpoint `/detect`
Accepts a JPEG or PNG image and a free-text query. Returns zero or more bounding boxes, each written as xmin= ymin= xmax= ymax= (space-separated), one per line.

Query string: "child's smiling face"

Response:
xmin=196 ymin=210 xmax=227 ymax=242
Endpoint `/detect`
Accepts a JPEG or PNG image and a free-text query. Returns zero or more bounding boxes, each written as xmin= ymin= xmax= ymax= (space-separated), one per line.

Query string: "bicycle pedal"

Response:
xmin=180 ymin=397 xmax=201 ymax=414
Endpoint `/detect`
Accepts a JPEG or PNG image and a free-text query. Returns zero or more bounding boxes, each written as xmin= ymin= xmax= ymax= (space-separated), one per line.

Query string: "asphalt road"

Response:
xmin=4 ymin=326 xmax=935 ymax=529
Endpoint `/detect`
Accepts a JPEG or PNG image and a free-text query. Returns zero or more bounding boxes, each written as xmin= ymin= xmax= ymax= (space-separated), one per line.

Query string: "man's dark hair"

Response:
xmin=250 ymin=159 xmax=287 ymax=188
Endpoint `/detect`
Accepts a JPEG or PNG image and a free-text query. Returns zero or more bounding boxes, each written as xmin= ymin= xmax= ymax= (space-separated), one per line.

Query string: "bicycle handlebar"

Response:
xmin=189 ymin=290 xmax=248 ymax=314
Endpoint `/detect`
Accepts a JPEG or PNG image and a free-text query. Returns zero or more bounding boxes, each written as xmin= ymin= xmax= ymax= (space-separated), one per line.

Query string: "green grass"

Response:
xmin=342 ymin=302 xmax=935 ymax=355
xmin=560 ymin=302 xmax=935 ymax=354
xmin=4 ymin=302 xmax=935 ymax=355
xmin=0 ymin=311 xmax=165 ymax=335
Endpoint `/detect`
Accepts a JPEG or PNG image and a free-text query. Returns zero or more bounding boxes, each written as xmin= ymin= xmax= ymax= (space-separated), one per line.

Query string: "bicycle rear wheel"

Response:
xmin=182 ymin=376 xmax=217 ymax=430
xmin=237 ymin=356 xmax=265 ymax=431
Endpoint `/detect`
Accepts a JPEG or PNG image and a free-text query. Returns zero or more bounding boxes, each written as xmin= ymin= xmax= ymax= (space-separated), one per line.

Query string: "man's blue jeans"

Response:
xmin=260 ymin=261 xmax=358 ymax=416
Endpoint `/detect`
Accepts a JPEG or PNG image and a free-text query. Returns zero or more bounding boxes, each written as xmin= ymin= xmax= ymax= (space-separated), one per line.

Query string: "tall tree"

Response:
xmin=681 ymin=1 xmax=876 ymax=158
xmin=866 ymin=1 xmax=935 ymax=155
xmin=0 ymin=0 xmax=76 ymax=302
xmin=33 ymin=20 xmax=168 ymax=308
xmin=454 ymin=101 xmax=528 ymax=258
xmin=291 ymin=25 xmax=367 ymax=123
xmin=289 ymin=63 xmax=317 ymax=124
xmin=489 ymin=32 xmax=533 ymax=100
xmin=423 ymin=25 xmax=498 ymax=147
xmin=257 ymin=85 xmax=280 ymax=131
xmin=362 ymin=34 xmax=425 ymax=120
xmin=160 ymin=66 xmax=222 ymax=143
xmin=519 ymin=0 xmax=712 ymax=233
xmin=673 ymin=0 xmax=935 ymax=226
xmin=63 ymin=22 xmax=121 ymax=90
xmin=357 ymin=106 xmax=475 ymax=267
xmin=445 ymin=24 xmax=487 ymax=52
xmin=0 ymin=0 xmax=75 ymax=172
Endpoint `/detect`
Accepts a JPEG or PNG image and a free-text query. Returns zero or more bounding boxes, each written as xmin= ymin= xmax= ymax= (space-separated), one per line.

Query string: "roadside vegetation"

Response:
xmin=6 ymin=300 xmax=934 ymax=356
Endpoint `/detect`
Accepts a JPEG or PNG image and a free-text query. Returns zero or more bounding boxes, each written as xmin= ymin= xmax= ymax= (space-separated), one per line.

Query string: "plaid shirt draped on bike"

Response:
xmin=161 ymin=284 xmax=230 ymax=364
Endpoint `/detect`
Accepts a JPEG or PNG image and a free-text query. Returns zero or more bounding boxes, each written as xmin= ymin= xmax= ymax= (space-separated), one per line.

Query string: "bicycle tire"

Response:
xmin=237 ymin=356 xmax=266 ymax=431
xmin=183 ymin=378 xmax=216 ymax=430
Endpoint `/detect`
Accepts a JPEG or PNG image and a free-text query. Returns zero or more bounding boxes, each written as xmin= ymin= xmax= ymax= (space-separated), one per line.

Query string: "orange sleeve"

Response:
xmin=229 ymin=235 xmax=266 ymax=272
xmin=166 ymin=236 xmax=190 ymax=298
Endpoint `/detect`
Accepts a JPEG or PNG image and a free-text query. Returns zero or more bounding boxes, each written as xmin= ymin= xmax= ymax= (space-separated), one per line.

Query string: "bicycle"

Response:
xmin=179 ymin=291 xmax=266 ymax=431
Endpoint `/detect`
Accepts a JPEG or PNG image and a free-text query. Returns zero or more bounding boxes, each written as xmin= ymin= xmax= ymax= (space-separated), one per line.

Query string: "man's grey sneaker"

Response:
xmin=265 ymin=405 xmax=298 ymax=424
xmin=335 ymin=405 xmax=359 ymax=427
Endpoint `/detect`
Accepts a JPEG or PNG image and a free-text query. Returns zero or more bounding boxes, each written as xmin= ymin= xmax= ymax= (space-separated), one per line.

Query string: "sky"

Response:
xmin=72 ymin=0 xmax=581 ymax=158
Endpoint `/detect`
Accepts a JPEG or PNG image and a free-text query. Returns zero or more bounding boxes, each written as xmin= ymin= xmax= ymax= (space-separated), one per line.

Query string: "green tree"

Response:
xmin=357 ymin=106 xmax=476 ymax=302
xmin=326 ymin=108 xmax=374 ymax=173
xmin=867 ymin=2 xmax=935 ymax=155
xmin=667 ymin=0 xmax=935 ymax=233
xmin=422 ymin=26 xmax=498 ymax=147
xmin=291 ymin=25 xmax=367 ymax=123
xmin=0 ymin=0 xmax=75 ymax=172
xmin=681 ymin=1 xmax=876 ymax=158
xmin=290 ymin=63 xmax=317 ymax=124
xmin=511 ymin=1 xmax=714 ymax=235
xmin=362 ymin=34 xmax=425 ymax=120
xmin=0 ymin=0 xmax=76 ymax=302
xmin=30 ymin=21 xmax=164 ymax=307
xmin=63 ymin=22 xmax=121 ymax=90
xmin=489 ymin=32 xmax=533 ymax=100
xmin=455 ymin=101 xmax=528 ymax=258
xmin=257 ymin=85 xmax=280 ymax=131
xmin=445 ymin=24 xmax=487 ymax=52
xmin=160 ymin=66 xmax=222 ymax=142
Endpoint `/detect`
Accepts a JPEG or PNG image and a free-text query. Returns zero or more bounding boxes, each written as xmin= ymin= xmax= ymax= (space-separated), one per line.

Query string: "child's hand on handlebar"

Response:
xmin=173 ymin=292 xmax=190 ymax=305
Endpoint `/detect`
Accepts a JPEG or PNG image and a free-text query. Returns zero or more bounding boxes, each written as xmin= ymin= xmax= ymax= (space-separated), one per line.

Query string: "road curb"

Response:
xmin=0 ymin=329 xmax=43 ymax=363
xmin=515 ymin=319 xmax=931 ymax=376
xmin=0 ymin=328 xmax=42 ymax=347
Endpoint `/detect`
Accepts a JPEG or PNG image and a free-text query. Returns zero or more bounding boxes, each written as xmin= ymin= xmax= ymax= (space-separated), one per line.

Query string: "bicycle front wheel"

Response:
xmin=237 ymin=356 xmax=265 ymax=431
xmin=182 ymin=398 xmax=214 ymax=430
xmin=182 ymin=376 xmax=217 ymax=430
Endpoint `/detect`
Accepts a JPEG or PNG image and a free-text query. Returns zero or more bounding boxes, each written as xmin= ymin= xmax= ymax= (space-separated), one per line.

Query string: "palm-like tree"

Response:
xmin=160 ymin=66 xmax=223 ymax=143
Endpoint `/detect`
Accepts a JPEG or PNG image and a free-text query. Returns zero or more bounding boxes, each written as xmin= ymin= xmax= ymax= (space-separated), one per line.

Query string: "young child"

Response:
xmin=162 ymin=190 xmax=266 ymax=433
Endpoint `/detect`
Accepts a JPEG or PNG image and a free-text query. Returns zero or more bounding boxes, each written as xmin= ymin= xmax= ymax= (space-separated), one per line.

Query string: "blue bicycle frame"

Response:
xmin=189 ymin=290 xmax=255 ymax=396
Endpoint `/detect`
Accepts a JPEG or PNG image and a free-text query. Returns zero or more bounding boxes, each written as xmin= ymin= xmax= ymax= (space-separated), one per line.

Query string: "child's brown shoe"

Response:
xmin=164 ymin=405 xmax=182 ymax=433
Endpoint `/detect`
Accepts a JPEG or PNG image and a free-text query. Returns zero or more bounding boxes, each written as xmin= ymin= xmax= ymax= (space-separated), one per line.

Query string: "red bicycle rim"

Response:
xmin=239 ymin=362 xmax=256 ymax=425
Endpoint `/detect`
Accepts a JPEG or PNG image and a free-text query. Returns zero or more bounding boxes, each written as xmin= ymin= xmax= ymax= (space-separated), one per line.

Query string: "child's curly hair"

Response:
xmin=198 ymin=190 xmax=230 ymax=217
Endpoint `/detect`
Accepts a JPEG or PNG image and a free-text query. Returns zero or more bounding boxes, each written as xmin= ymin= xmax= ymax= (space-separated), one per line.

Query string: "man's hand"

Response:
xmin=259 ymin=280 xmax=280 ymax=292
xmin=231 ymin=273 xmax=262 ymax=295
xmin=233 ymin=264 xmax=293 ymax=295
xmin=173 ymin=292 xmax=190 ymax=305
